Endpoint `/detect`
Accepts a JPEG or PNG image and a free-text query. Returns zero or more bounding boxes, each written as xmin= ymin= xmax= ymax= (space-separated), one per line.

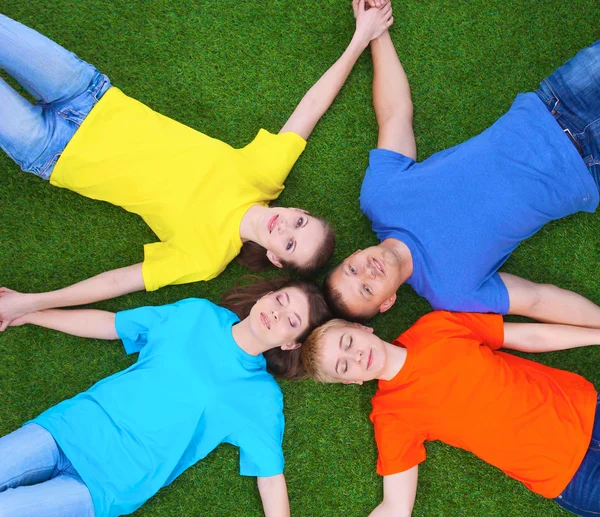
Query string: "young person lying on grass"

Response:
xmin=302 ymin=313 xmax=600 ymax=517
xmin=0 ymin=277 xmax=330 ymax=517
xmin=0 ymin=3 xmax=393 ymax=329
xmin=324 ymin=4 xmax=600 ymax=327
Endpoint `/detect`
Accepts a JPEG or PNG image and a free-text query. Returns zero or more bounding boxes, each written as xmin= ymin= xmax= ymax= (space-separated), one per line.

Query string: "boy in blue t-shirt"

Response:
xmin=325 ymin=16 xmax=600 ymax=325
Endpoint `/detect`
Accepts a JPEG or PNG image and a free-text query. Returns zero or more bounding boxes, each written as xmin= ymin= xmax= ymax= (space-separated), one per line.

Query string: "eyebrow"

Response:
xmin=335 ymin=333 xmax=345 ymax=374
xmin=288 ymin=291 xmax=302 ymax=326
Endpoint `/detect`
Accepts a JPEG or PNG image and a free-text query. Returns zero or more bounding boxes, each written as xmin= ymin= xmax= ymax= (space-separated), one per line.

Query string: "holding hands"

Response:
xmin=353 ymin=0 xmax=393 ymax=46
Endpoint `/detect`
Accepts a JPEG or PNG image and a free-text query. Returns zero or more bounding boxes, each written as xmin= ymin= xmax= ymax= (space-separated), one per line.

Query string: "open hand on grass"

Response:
xmin=353 ymin=0 xmax=393 ymax=45
xmin=0 ymin=287 xmax=35 ymax=331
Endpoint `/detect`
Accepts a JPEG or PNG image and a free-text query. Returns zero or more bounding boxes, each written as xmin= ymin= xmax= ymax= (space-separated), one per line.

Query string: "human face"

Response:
xmin=329 ymin=245 xmax=403 ymax=319
xmin=261 ymin=208 xmax=326 ymax=269
xmin=248 ymin=286 xmax=311 ymax=350
xmin=319 ymin=324 xmax=387 ymax=384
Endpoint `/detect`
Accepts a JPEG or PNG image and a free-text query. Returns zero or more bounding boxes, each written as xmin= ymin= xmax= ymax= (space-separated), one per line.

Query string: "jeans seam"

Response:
xmin=2 ymin=466 xmax=53 ymax=488
xmin=560 ymin=499 xmax=600 ymax=515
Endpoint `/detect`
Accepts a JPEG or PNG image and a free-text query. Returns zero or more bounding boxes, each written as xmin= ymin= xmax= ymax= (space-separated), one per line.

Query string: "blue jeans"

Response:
xmin=0 ymin=14 xmax=111 ymax=179
xmin=0 ymin=424 xmax=94 ymax=517
xmin=536 ymin=40 xmax=600 ymax=190
xmin=555 ymin=394 xmax=600 ymax=516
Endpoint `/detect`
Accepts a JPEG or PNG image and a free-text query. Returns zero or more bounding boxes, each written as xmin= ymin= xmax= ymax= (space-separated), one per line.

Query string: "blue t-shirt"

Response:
xmin=360 ymin=92 xmax=598 ymax=314
xmin=32 ymin=299 xmax=284 ymax=517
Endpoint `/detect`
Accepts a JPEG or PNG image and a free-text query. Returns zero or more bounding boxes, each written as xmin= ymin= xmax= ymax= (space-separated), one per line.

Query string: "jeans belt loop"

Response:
xmin=563 ymin=126 xmax=584 ymax=157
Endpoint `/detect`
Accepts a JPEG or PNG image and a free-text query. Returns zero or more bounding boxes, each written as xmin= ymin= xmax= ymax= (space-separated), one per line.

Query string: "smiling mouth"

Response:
xmin=268 ymin=215 xmax=278 ymax=234
xmin=367 ymin=349 xmax=373 ymax=369
xmin=260 ymin=312 xmax=271 ymax=330
xmin=372 ymin=257 xmax=385 ymax=276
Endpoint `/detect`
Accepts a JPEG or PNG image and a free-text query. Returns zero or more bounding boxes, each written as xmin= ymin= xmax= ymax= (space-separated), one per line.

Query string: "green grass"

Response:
xmin=1 ymin=1 xmax=599 ymax=515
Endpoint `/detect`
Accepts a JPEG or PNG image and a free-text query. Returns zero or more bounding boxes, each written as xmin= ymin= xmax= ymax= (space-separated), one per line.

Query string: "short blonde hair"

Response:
xmin=301 ymin=318 xmax=349 ymax=383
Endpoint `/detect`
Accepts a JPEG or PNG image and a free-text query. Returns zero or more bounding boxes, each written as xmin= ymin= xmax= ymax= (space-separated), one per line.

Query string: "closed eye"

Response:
xmin=288 ymin=317 xmax=299 ymax=329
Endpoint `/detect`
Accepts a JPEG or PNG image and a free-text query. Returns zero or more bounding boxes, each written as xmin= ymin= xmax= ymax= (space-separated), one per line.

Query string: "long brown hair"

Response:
xmin=237 ymin=214 xmax=336 ymax=276
xmin=221 ymin=276 xmax=331 ymax=380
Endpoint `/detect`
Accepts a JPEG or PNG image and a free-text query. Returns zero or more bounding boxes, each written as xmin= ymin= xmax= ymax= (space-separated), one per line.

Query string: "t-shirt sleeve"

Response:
xmin=237 ymin=408 xmax=285 ymax=477
xmin=238 ymin=129 xmax=307 ymax=189
xmin=458 ymin=312 xmax=504 ymax=350
xmin=368 ymin=148 xmax=415 ymax=177
xmin=372 ymin=412 xmax=426 ymax=476
xmin=142 ymin=241 xmax=219 ymax=291
xmin=115 ymin=305 xmax=174 ymax=354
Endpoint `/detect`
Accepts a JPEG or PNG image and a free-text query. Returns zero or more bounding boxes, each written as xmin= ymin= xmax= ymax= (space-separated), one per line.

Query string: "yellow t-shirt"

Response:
xmin=50 ymin=87 xmax=307 ymax=291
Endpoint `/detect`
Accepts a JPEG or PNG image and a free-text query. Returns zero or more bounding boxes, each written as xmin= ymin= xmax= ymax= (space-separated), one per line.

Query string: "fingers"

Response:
xmin=0 ymin=320 xmax=9 ymax=332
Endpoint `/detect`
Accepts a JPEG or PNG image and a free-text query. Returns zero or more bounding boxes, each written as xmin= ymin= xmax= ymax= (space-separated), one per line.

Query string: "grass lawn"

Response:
xmin=1 ymin=1 xmax=600 ymax=515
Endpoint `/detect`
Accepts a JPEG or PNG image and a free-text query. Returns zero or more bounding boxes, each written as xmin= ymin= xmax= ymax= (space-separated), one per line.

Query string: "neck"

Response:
xmin=379 ymin=341 xmax=407 ymax=381
xmin=231 ymin=317 xmax=271 ymax=356
xmin=239 ymin=204 xmax=265 ymax=244
xmin=381 ymin=237 xmax=414 ymax=282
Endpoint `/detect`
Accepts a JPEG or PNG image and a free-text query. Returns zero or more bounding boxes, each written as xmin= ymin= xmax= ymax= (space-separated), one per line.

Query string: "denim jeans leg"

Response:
xmin=0 ymin=76 xmax=77 ymax=177
xmin=0 ymin=14 xmax=96 ymax=103
xmin=535 ymin=40 xmax=600 ymax=189
xmin=0 ymin=14 xmax=110 ymax=178
xmin=0 ymin=423 xmax=94 ymax=517
xmin=554 ymin=394 xmax=600 ymax=516
xmin=0 ymin=423 xmax=60 ymax=491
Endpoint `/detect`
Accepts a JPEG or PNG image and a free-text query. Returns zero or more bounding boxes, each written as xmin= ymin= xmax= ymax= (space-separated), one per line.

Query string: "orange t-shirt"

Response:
xmin=371 ymin=311 xmax=597 ymax=498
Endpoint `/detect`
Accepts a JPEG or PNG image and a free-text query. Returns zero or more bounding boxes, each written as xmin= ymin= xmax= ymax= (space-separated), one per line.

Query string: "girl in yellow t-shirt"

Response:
xmin=0 ymin=2 xmax=394 ymax=328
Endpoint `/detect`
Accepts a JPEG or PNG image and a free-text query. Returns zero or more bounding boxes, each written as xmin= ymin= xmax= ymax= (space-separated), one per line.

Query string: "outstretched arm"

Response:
xmin=0 ymin=263 xmax=144 ymax=330
xmin=371 ymin=21 xmax=416 ymax=159
xmin=369 ymin=466 xmax=418 ymax=517
xmin=500 ymin=272 xmax=600 ymax=329
xmin=10 ymin=308 xmax=118 ymax=340
xmin=279 ymin=0 xmax=393 ymax=140
xmin=503 ymin=321 xmax=600 ymax=353
xmin=257 ymin=474 xmax=290 ymax=517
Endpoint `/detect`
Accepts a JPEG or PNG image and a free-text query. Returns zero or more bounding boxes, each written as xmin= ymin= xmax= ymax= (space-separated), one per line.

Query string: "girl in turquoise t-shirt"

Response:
xmin=0 ymin=277 xmax=330 ymax=517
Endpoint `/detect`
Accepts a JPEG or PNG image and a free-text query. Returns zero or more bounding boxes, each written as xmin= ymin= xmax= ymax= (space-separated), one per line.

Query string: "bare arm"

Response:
xmin=503 ymin=322 xmax=600 ymax=353
xmin=257 ymin=474 xmax=290 ymax=517
xmin=371 ymin=28 xmax=416 ymax=159
xmin=369 ymin=466 xmax=418 ymax=517
xmin=10 ymin=308 xmax=118 ymax=340
xmin=500 ymin=272 xmax=600 ymax=329
xmin=0 ymin=263 xmax=144 ymax=330
xmin=280 ymin=0 xmax=393 ymax=140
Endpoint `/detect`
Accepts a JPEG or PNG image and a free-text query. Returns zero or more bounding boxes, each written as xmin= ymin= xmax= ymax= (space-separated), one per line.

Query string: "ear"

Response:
xmin=280 ymin=342 xmax=301 ymax=351
xmin=379 ymin=293 xmax=397 ymax=313
xmin=353 ymin=322 xmax=374 ymax=333
xmin=266 ymin=250 xmax=283 ymax=268
xmin=342 ymin=380 xmax=363 ymax=385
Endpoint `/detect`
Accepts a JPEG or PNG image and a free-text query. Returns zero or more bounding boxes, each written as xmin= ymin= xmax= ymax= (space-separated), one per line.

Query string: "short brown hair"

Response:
xmin=301 ymin=319 xmax=348 ymax=383
xmin=237 ymin=214 xmax=336 ymax=277
xmin=323 ymin=268 xmax=378 ymax=323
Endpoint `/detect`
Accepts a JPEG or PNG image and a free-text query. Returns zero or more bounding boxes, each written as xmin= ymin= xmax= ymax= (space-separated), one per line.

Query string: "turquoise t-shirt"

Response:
xmin=32 ymin=299 xmax=285 ymax=517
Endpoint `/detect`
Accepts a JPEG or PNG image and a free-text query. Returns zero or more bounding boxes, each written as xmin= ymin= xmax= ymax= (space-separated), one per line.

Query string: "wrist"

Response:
xmin=350 ymin=32 xmax=370 ymax=54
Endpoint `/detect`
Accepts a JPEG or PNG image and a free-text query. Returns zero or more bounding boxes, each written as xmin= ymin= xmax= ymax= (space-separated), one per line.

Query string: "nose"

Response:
xmin=364 ymin=260 xmax=376 ymax=279
xmin=270 ymin=309 xmax=280 ymax=322
xmin=277 ymin=218 xmax=286 ymax=234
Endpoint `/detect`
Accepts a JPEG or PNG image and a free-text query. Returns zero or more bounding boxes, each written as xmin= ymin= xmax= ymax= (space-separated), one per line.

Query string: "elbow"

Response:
xmin=376 ymin=102 xmax=413 ymax=129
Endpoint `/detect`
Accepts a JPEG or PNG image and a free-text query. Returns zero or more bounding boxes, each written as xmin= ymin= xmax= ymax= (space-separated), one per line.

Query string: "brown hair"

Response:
xmin=301 ymin=319 xmax=348 ymax=383
xmin=237 ymin=214 xmax=336 ymax=277
xmin=221 ymin=276 xmax=332 ymax=380
xmin=323 ymin=268 xmax=378 ymax=322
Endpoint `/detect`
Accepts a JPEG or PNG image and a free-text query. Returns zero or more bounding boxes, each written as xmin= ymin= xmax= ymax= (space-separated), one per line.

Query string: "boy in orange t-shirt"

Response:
xmin=301 ymin=312 xmax=600 ymax=517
